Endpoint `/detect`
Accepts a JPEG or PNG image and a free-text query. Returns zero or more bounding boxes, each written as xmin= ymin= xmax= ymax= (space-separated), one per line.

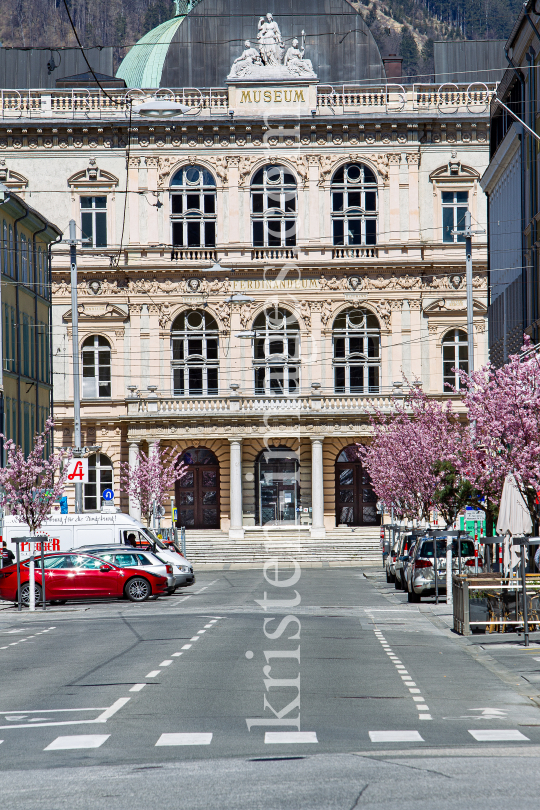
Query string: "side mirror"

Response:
xmin=100 ymin=565 xmax=112 ymax=572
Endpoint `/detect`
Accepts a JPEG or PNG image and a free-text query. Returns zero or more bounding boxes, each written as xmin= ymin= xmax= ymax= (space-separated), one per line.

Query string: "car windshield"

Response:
xmin=141 ymin=528 xmax=167 ymax=550
xmin=420 ymin=539 xmax=475 ymax=557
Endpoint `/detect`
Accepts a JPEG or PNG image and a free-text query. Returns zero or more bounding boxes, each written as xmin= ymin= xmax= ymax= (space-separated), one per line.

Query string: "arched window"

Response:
xmin=171 ymin=310 xmax=219 ymax=396
xmin=170 ymin=165 xmax=216 ymax=248
xmin=442 ymin=329 xmax=468 ymax=390
xmin=84 ymin=453 xmax=113 ymax=512
xmin=253 ymin=306 xmax=300 ymax=395
xmin=82 ymin=335 xmax=111 ymax=398
xmin=251 ymin=165 xmax=297 ymax=247
xmin=333 ymin=308 xmax=381 ymax=393
xmin=331 ymin=163 xmax=378 ymax=246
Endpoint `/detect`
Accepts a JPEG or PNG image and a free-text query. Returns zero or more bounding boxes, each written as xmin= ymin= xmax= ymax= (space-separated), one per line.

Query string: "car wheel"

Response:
xmin=394 ymin=576 xmax=401 ymax=590
xmin=49 ymin=600 xmax=67 ymax=605
xmin=166 ymin=587 xmax=176 ymax=595
xmin=19 ymin=582 xmax=42 ymax=607
xmin=408 ymin=588 xmax=421 ymax=603
xmin=124 ymin=577 xmax=151 ymax=602
xmin=386 ymin=570 xmax=392 ymax=583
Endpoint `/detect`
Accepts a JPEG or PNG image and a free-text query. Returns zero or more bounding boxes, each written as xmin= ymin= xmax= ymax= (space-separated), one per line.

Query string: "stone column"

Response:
xmin=146 ymin=156 xmax=159 ymax=244
xmin=406 ymin=152 xmax=420 ymax=242
xmin=388 ymin=153 xmax=401 ymax=243
xmin=227 ymin=157 xmax=240 ymax=244
xmin=128 ymin=157 xmax=140 ymax=245
xmin=229 ymin=437 xmax=244 ymax=539
xmin=128 ymin=441 xmax=141 ymax=521
xmin=310 ymin=437 xmax=326 ymax=539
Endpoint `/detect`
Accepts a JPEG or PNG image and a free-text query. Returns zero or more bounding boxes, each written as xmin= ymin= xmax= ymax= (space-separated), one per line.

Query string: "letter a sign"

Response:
xmin=66 ymin=458 xmax=89 ymax=483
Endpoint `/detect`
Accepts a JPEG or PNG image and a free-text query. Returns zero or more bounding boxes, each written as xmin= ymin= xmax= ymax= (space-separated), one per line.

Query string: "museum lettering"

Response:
xmin=239 ymin=89 xmax=306 ymax=104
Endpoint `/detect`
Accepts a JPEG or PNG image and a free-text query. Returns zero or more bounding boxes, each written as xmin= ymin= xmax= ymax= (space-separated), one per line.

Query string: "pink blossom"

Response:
xmin=120 ymin=444 xmax=187 ymax=525
xmin=0 ymin=418 xmax=72 ymax=534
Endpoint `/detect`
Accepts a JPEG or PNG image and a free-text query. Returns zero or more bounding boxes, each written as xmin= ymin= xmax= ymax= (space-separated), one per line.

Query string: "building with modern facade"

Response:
xmin=0 ymin=187 xmax=61 ymax=455
xmin=482 ymin=0 xmax=540 ymax=365
xmin=0 ymin=0 xmax=492 ymax=539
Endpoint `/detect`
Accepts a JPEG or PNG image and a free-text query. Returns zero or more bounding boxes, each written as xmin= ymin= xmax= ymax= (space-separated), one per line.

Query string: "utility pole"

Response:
xmin=454 ymin=211 xmax=485 ymax=373
xmin=69 ymin=220 xmax=83 ymax=513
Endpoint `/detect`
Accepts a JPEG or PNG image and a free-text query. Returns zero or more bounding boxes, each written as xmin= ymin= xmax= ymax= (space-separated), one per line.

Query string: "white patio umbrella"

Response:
xmin=496 ymin=474 xmax=532 ymax=574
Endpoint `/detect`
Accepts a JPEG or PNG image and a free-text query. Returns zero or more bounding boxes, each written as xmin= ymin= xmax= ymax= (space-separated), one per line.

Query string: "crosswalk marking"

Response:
xmin=265 ymin=732 xmax=318 ymax=744
xmin=45 ymin=735 xmax=110 ymax=750
xmin=156 ymin=733 xmax=213 ymax=746
xmin=369 ymin=731 xmax=424 ymax=743
xmin=468 ymin=730 xmax=529 ymax=742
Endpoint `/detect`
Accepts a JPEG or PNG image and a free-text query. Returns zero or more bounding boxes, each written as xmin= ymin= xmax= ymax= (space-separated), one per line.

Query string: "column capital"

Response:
xmin=310 ymin=436 xmax=325 ymax=444
xmin=228 ymin=436 xmax=243 ymax=444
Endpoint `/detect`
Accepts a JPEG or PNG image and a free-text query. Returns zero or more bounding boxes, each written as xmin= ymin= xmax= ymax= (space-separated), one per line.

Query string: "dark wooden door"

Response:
xmin=335 ymin=461 xmax=379 ymax=527
xmin=175 ymin=464 xmax=220 ymax=529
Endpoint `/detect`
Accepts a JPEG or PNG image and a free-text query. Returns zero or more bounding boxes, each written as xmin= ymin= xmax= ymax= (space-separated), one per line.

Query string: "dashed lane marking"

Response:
xmin=145 ymin=670 xmax=161 ymax=678
xmin=181 ymin=644 xmax=192 ymax=650
xmin=45 ymin=735 xmax=110 ymax=751
xmin=159 ymin=660 xmax=172 ymax=667
xmin=130 ymin=684 xmax=146 ymax=692
xmin=156 ymin=733 xmax=213 ymax=746
xmin=265 ymin=732 xmax=318 ymax=744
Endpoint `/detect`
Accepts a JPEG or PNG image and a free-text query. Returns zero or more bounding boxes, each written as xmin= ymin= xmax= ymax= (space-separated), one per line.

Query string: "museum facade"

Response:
xmin=0 ymin=3 xmax=492 ymax=538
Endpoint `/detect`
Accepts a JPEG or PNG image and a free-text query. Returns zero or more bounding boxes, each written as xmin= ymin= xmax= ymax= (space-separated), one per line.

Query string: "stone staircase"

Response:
xmin=183 ymin=527 xmax=381 ymax=566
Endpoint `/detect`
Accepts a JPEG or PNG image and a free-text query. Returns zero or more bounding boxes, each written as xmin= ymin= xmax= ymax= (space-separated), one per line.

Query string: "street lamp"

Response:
xmin=136 ymin=98 xmax=191 ymax=118
xmin=226 ymin=293 xmax=254 ymax=304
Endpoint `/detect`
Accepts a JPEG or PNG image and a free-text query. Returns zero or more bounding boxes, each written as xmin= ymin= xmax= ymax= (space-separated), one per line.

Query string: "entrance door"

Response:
xmin=175 ymin=447 xmax=220 ymax=529
xmin=257 ymin=447 xmax=299 ymax=526
xmin=335 ymin=446 xmax=379 ymax=527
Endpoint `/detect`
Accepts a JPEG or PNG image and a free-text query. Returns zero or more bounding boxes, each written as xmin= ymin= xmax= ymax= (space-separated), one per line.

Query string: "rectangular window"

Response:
xmin=173 ymin=368 xmax=185 ymax=395
xmin=22 ymin=314 xmax=29 ymax=377
xmin=207 ymin=367 xmax=218 ymax=394
xmin=442 ymin=191 xmax=468 ymax=243
xmin=9 ymin=225 xmax=14 ymax=277
xmin=172 ymin=222 xmax=183 ymax=246
xmin=365 ymin=219 xmax=377 ymax=245
xmin=80 ymin=197 xmax=107 ymax=248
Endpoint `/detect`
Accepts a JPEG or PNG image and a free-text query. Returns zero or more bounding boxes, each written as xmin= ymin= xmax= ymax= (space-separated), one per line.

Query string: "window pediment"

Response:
xmin=68 ymin=162 xmax=119 ymax=190
xmin=0 ymin=163 xmax=28 ymax=191
xmin=63 ymin=303 xmax=128 ymax=322
xmin=429 ymin=162 xmax=480 ymax=182
xmin=423 ymin=298 xmax=487 ymax=314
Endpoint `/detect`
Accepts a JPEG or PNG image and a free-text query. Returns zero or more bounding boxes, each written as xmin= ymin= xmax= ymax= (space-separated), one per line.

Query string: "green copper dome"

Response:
xmin=116 ymin=16 xmax=186 ymax=89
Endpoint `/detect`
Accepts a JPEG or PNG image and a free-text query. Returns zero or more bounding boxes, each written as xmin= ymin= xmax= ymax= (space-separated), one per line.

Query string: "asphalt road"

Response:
xmin=1 ymin=567 xmax=540 ymax=809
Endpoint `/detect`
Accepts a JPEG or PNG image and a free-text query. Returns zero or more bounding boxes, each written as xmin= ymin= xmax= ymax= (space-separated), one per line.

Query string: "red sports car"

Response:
xmin=0 ymin=552 xmax=168 ymax=606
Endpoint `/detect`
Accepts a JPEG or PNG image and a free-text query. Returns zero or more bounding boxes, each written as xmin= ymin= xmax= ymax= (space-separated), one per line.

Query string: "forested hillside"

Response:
xmin=0 ymin=0 xmax=524 ymax=79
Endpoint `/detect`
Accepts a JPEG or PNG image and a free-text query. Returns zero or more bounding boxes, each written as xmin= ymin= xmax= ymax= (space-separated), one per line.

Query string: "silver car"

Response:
xmin=71 ymin=546 xmax=177 ymax=595
xmin=406 ymin=537 xmax=478 ymax=602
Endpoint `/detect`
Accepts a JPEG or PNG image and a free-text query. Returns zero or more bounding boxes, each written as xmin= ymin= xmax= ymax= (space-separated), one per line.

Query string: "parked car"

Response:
xmin=0 ymin=552 xmax=169 ymax=606
xmin=70 ymin=546 xmax=177 ymax=593
xmin=406 ymin=537 xmax=479 ymax=602
xmin=72 ymin=544 xmax=194 ymax=589
xmin=385 ymin=532 xmax=403 ymax=583
xmin=394 ymin=534 xmax=415 ymax=590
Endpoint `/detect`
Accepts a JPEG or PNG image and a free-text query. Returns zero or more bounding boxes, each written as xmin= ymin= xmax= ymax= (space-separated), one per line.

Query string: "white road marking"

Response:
xmin=419 ymin=714 xmax=432 ymax=720
xmin=130 ymin=684 xmax=146 ymax=692
xmin=417 ymin=705 xmax=430 ymax=711
xmin=203 ymin=624 xmax=213 ymax=629
xmin=181 ymin=644 xmax=192 ymax=650
xmin=172 ymin=653 xmax=183 ymax=657
xmin=159 ymin=660 xmax=173 ymax=667
xmin=409 ymin=688 xmax=421 ymax=694
xmin=189 ymin=636 xmax=200 ymax=642
xmin=413 ymin=697 xmax=425 ymax=702
xmin=94 ymin=698 xmax=131 ymax=722
xmin=195 ymin=588 xmax=207 ymax=594
xmin=370 ymin=731 xmax=424 ymax=743
xmin=197 ymin=630 xmax=206 ymax=634
xmin=265 ymin=732 xmax=318 ymax=744
xmin=468 ymin=730 xmax=529 ymax=742
xmin=156 ymin=733 xmax=213 ymax=746
xmin=45 ymin=735 xmax=110 ymax=750
xmin=146 ymin=671 xmax=161 ymax=678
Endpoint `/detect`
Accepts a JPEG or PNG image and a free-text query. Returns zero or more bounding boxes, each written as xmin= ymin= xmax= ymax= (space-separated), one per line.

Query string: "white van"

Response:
xmin=1 ymin=513 xmax=194 ymax=587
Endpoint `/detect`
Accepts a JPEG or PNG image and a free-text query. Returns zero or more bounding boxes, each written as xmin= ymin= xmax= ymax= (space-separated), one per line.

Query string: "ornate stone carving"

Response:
xmin=387 ymin=153 xmax=401 ymax=166
xmin=299 ymin=301 xmax=311 ymax=328
xmin=128 ymin=156 xmax=141 ymax=169
xmin=406 ymin=152 xmax=421 ymax=166
xmin=320 ymin=301 xmax=332 ymax=325
xmin=318 ymin=155 xmax=335 ymax=185
xmin=348 ymin=275 xmax=362 ymax=291
xmin=227 ymin=14 xmax=316 ymax=80
xmin=215 ymin=301 xmax=231 ymax=330
xmin=374 ymin=300 xmax=392 ymax=328
xmin=157 ymin=156 xmax=178 ymax=189
xmin=238 ymin=155 xmax=259 ymax=186
xmin=214 ymin=156 xmax=228 ymax=183
xmin=239 ymin=302 xmax=253 ymax=328
xmin=369 ymin=153 xmax=389 ymax=181
xmin=320 ymin=275 xmax=342 ymax=291
xmin=130 ymin=303 xmax=143 ymax=315
xmin=158 ymin=303 xmax=172 ymax=329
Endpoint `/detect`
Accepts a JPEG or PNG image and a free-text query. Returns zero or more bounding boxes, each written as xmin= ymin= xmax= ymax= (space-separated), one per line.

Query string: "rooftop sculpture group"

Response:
xmin=228 ymin=13 xmax=316 ymax=80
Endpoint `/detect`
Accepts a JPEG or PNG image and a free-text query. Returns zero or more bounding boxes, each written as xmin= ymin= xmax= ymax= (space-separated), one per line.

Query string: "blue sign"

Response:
xmin=102 ymin=489 xmax=114 ymax=502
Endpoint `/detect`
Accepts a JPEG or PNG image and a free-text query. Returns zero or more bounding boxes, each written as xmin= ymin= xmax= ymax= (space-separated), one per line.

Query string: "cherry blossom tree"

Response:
xmin=120 ymin=443 xmax=187 ymax=526
xmin=456 ymin=336 xmax=540 ymax=529
xmin=359 ymin=387 xmax=464 ymax=524
xmin=0 ymin=418 xmax=72 ymax=534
